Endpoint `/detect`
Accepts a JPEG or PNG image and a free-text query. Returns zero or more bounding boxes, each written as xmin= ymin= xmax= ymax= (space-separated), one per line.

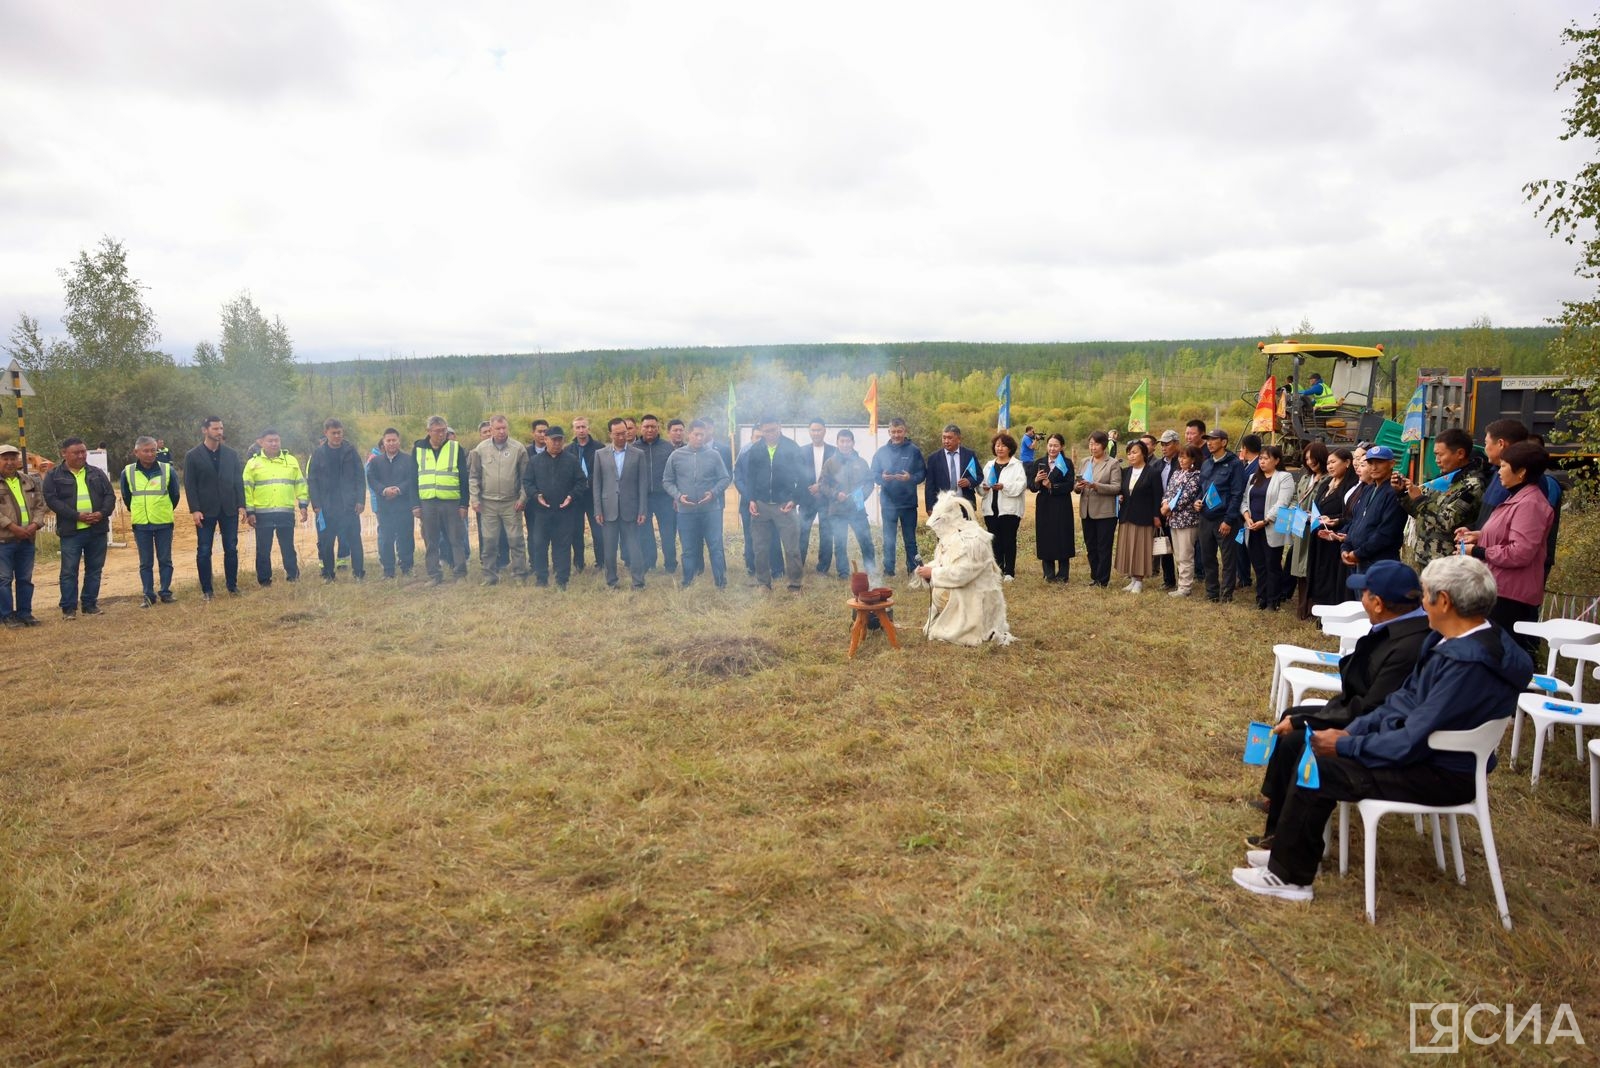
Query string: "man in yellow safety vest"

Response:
xmin=41 ymin=437 xmax=117 ymax=618
xmin=120 ymin=435 xmax=182 ymax=606
xmin=243 ymin=428 xmax=309 ymax=586
xmin=413 ymin=414 xmax=469 ymax=584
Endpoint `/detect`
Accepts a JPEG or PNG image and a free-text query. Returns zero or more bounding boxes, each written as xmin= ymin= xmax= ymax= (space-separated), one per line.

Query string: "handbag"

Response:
xmin=1152 ymin=534 xmax=1172 ymax=556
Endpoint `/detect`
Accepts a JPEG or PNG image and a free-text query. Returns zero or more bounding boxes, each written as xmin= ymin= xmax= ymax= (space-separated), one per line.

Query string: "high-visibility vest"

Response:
xmin=73 ymin=467 xmax=91 ymax=529
xmin=122 ymin=462 xmax=175 ymax=525
xmin=4 ymin=476 xmax=28 ymax=524
xmin=1309 ymin=381 xmax=1337 ymax=410
xmin=416 ymin=441 xmax=462 ymax=500
xmin=244 ymin=452 xmax=307 ymax=515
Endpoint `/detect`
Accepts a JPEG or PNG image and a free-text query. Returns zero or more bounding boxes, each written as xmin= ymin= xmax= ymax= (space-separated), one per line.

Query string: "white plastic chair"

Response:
xmin=1512 ymin=643 xmax=1600 ymax=771
xmin=1513 ymin=618 xmax=1600 ymax=677
xmin=1269 ymin=643 xmax=1343 ymax=714
xmin=1322 ymin=617 xmax=1371 ymax=655
xmin=1312 ymin=600 xmax=1367 ymax=624
xmin=1340 ymin=718 xmax=1513 ymax=929
xmin=1515 ymin=692 xmax=1600 ymax=787
xmin=1589 ymin=739 xmax=1600 ymax=828
xmin=1277 ymin=667 xmax=1340 ymax=716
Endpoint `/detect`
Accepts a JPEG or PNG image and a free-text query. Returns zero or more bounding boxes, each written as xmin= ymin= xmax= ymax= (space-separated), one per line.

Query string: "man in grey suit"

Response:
xmin=591 ymin=416 xmax=648 ymax=589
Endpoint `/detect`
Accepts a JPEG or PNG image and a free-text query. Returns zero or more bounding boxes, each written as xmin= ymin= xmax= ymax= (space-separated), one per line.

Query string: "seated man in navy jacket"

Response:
xmin=1249 ymin=560 xmax=1432 ymax=846
xmin=1232 ymin=555 xmax=1532 ymax=902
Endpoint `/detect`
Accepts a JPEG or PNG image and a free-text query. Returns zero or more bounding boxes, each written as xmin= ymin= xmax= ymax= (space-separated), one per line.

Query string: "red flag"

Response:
xmin=1251 ymin=376 xmax=1277 ymax=433
xmin=864 ymin=375 xmax=879 ymax=438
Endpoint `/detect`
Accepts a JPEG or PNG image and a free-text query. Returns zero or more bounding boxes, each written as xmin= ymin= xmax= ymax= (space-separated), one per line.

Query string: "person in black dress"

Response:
xmin=1030 ymin=433 xmax=1075 ymax=582
xmin=1306 ymin=447 xmax=1359 ymax=608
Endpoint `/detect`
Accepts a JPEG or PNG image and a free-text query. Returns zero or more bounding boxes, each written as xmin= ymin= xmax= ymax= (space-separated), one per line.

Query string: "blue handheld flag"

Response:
xmin=1054 ymin=453 xmax=1068 ymax=477
xmin=1244 ymin=722 xmax=1276 ymax=766
xmin=1296 ymin=727 xmax=1321 ymax=789
xmin=965 ymin=456 xmax=979 ymax=483
xmin=1204 ymin=483 xmax=1222 ymax=510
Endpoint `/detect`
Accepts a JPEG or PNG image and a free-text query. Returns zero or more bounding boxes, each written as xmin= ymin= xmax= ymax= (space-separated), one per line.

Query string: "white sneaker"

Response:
xmin=1246 ymin=849 xmax=1271 ymax=869
xmin=1002 ymin=574 xmax=1013 ymax=583
xmin=1126 ymin=580 xmax=1143 ymax=594
xmin=1169 ymin=588 xmax=1189 ymax=597
xmin=1231 ymin=865 xmax=1313 ymax=901
xmin=1121 ymin=579 xmax=1135 ymax=591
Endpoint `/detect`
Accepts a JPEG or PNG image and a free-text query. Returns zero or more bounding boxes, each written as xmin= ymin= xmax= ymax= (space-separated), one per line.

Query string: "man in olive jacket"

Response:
xmin=42 ymin=437 xmax=118 ymax=617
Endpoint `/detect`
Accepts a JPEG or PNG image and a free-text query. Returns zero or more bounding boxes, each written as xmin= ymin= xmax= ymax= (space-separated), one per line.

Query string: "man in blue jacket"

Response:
xmin=1340 ymin=445 xmax=1406 ymax=569
xmin=870 ymin=417 xmax=926 ymax=577
xmin=1195 ymin=428 xmax=1246 ymax=603
xmin=1232 ymin=555 xmax=1532 ymax=902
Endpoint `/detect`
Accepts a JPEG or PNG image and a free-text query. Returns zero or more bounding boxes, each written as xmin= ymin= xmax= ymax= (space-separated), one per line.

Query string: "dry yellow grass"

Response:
xmin=3 ymin=523 xmax=1599 ymax=1066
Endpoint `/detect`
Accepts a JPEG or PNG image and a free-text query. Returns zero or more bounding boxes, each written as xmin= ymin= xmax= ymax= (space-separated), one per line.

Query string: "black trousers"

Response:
xmin=1246 ymin=530 xmax=1284 ymax=608
xmin=1260 ymin=712 xmax=1346 ymax=834
xmin=1197 ymin=517 xmax=1238 ymax=599
xmin=531 ymin=508 xmax=578 ymax=585
xmin=985 ymin=513 xmax=1020 ymax=576
xmin=1082 ymin=516 xmax=1116 ymax=586
xmin=1267 ymin=746 xmax=1475 ymax=886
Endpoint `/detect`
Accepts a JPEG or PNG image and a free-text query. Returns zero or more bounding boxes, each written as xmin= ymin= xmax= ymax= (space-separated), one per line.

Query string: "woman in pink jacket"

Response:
xmin=1455 ymin=441 xmax=1554 ymax=655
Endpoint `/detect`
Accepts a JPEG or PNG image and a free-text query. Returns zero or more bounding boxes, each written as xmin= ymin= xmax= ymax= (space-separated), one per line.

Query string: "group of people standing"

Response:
xmin=0 ymin=405 xmax=1565 ymax=633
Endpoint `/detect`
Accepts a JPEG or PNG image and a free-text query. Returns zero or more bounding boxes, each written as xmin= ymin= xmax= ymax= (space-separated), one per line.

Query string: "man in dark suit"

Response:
xmin=738 ymin=415 xmax=807 ymax=590
xmin=924 ymin=423 xmax=977 ymax=513
xmin=795 ymin=419 xmax=839 ymax=573
xmin=182 ymin=415 xmax=248 ymax=600
xmin=591 ymin=417 xmax=648 ymax=589
xmin=1250 ymin=561 xmax=1432 ymax=846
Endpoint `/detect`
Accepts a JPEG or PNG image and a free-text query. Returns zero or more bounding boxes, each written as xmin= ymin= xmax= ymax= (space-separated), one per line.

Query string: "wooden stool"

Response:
xmin=848 ymin=598 xmax=900 ymax=658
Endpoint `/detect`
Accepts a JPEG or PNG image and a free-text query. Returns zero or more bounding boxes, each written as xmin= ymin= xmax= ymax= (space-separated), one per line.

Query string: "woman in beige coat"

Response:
xmin=1074 ymin=431 xmax=1122 ymax=588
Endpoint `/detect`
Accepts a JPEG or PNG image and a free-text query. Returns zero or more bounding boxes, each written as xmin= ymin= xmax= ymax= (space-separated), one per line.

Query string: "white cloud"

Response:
xmin=0 ymin=0 xmax=1592 ymax=361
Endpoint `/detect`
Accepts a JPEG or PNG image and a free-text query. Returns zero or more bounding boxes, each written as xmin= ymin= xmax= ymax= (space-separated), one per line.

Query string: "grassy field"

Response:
xmin=3 ymin=521 xmax=1598 ymax=1066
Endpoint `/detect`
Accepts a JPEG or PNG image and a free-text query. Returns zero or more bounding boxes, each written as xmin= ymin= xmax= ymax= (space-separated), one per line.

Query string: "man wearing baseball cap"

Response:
xmin=1195 ymin=427 xmax=1246 ymax=602
xmin=0 ymin=444 xmax=47 ymax=627
xmin=1340 ymin=445 xmax=1405 ymax=570
xmin=523 ymin=425 xmax=587 ymax=589
xmin=1246 ymin=560 xmax=1431 ymax=848
xmin=1234 ymin=555 xmax=1531 ymax=903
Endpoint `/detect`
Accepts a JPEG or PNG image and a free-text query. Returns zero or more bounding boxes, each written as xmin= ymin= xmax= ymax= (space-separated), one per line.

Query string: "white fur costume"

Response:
xmin=911 ymin=492 xmax=1014 ymax=646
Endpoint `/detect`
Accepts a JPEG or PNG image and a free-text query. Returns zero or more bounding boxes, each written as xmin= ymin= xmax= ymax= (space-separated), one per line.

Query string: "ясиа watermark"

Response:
xmin=1410 ymin=1003 xmax=1586 ymax=1053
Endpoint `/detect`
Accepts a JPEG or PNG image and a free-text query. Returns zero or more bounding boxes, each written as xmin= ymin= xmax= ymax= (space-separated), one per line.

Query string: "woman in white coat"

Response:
xmin=978 ymin=432 xmax=1027 ymax=580
xmin=1240 ymin=445 xmax=1295 ymax=610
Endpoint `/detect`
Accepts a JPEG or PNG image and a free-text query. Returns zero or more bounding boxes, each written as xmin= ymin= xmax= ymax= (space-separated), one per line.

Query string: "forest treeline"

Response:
xmin=3 ymin=238 xmax=1560 ymax=469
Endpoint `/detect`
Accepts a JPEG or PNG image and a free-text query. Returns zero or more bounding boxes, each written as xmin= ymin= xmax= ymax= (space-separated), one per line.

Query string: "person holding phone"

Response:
xmin=979 ymin=432 xmax=1026 ymax=581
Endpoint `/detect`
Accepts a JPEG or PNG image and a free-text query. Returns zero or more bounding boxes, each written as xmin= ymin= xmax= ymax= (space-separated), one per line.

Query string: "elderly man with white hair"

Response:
xmin=1231 ymin=555 xmax=1532 ymax=902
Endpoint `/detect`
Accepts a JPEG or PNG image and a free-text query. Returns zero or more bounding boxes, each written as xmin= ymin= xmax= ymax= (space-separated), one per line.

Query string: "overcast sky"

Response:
xmin=0 ymin=1 xmax=1592 ymax=362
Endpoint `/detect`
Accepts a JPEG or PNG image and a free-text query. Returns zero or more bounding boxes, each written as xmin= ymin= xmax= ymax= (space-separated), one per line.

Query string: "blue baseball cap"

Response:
xmin=1364 ymin=445 xmax=1396 ymax=462
xmin=1347 ymin=560 xmax=1421 ymax=603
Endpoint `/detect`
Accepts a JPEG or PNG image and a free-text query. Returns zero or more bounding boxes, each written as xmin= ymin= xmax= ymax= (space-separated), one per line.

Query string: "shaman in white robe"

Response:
xmin=917 ymin=492 xmax=1014 ymax=647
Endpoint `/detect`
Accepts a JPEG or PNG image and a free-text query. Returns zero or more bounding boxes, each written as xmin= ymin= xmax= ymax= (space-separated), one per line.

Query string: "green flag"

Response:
xmin=1128 ymin=378 xmax=1149 ymax=434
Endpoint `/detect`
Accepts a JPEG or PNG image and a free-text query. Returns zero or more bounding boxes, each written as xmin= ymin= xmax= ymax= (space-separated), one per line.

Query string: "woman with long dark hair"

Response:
xmin=1305 ymin=447 xmax=1359 ymax=608
xmin=1287 ymin=442 xmax=1328 ymax=619
xmin=1030 ymin=433 xmax=1076 ymax=582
